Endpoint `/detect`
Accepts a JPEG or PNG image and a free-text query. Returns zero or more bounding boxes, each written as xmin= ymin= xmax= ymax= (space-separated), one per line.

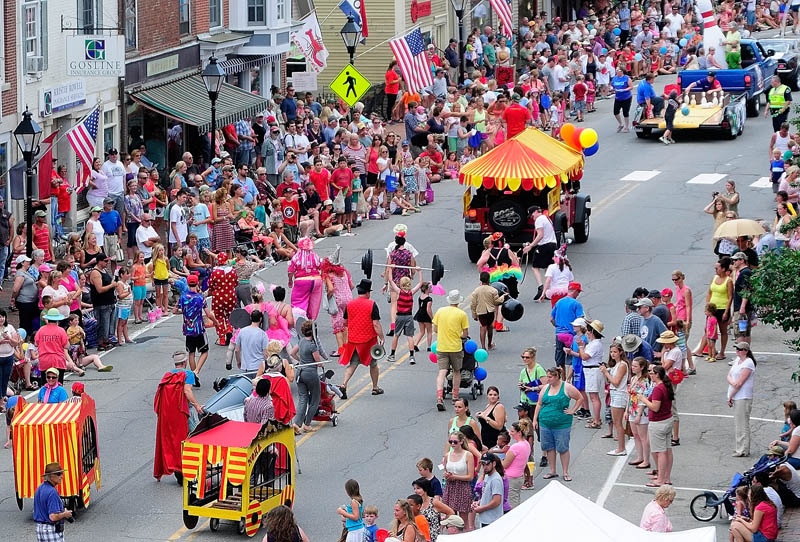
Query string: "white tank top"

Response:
xmin=445 ymin=451 xmax=468 ymax=475
xmin=87 ymin=218 xmax=104 ymax=248
xmin=774 ymin=132 xmax=791 ymax=154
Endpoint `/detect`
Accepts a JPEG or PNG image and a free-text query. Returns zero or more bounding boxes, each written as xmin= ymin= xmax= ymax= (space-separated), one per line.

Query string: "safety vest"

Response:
xmin=769 ymin=85 xmax=788 ymax=109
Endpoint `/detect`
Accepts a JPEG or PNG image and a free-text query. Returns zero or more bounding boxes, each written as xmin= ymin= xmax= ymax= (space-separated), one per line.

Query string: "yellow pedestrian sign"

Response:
xmin=330 ymin=64 xmax=371 ymax=107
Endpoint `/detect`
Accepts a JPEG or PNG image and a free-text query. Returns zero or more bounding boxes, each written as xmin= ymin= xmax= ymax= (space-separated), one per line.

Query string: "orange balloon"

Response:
xmin=561 ymin=123 xmax=575 ymax=143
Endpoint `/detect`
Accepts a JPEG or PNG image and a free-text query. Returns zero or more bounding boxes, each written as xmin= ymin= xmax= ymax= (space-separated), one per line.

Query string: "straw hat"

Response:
xmin=656 ymin=330 xmax=679 ymax=344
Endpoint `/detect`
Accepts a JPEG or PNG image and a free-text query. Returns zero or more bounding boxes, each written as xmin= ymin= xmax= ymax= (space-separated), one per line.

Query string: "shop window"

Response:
xmin=179 ymin=0 xmax=190 ymax=35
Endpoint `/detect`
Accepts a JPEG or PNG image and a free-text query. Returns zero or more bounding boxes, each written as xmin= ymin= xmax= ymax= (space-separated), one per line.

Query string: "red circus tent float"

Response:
xmin=458 ymin=128 xmax=585 ymax=190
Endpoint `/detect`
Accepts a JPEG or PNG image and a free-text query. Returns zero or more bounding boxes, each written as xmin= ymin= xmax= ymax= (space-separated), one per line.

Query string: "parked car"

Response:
xmin=760 ymin=38 xmax=800 ymax=91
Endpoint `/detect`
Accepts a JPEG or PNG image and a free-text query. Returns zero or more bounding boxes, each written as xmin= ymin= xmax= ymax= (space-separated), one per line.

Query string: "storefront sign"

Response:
xmin=292 ymin=72 xmax=318 ymax=92
xmin=146 ymin=54 xmax=179 ymax=78
xmin=66 ymin=35 xmax=125 ymax=77
xmin=410 ymin=0 xmax=432 ymax=23
xmin=39 ymin=81 xmax=87 ymax=117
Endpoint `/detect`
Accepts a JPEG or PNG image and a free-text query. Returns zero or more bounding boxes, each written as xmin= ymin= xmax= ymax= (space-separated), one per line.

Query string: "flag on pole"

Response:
xmin=290 ymin=13 xmax=328 ymax=73
xmin=389 ymin=28 xmax=433 ymax=95
xmin=338 ymin=0 xmax=368 ymax=37
xmin=66 ymin=107 xmax=100 ymax=193
xmin=36 ymin=131 xmax=59 ymax=199
xmin=489 ymin=0 xmax=513 ymax=37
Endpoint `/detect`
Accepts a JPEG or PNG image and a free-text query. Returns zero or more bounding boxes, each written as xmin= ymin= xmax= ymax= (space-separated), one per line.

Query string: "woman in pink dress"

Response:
xmin=321 ymin=256 xmax=354 ymax=355
xmin=288 ymin=238 xmax=323 ymax=320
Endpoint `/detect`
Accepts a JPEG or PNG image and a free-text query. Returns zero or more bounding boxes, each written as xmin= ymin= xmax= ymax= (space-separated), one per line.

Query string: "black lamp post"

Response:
xmin=340 ymin=15 xmax=362 ymax=65
xmin=201 ymin=56 xmax=225 ymax=150
xmin=13 ymin=107 xmax=42 ymax=258
xmin=450 ymin=0 xmax=467 ymax=84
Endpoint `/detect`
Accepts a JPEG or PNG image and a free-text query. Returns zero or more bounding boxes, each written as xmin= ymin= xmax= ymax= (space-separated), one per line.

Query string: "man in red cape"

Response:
xmin=337 ymin=279 xmax=385 ymax=399
xmin=154 ymin=352 xmax=204 ymax=481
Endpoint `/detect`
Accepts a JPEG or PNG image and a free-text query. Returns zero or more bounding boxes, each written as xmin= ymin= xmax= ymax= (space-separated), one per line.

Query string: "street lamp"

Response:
xmin=201 ymin=56 xmax=225 ymax=150
xmin=13 ymin=107 xmax=42 ymax=257
xmin=449 ymin=0 xmax=467 ymax=84
xmin=340 ymin=15 xmax=362 ymax=65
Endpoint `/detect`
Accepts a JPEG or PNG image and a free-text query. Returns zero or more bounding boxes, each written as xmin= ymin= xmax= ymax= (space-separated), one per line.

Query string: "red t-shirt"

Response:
xmin=502 ymin=104 xmax=531 ymax=139
xmin=55 ymin=185 xmax=71 ymax=213
xmin=35 ymin=323 xmax=69 ymax=371
xmin=280 ymin=197 xmax=299 ymax=226
xmin=648 ymin=383 xmax=672 ymax=422
xmin=419 ymin=150 xmax=443 ymax=174
xmin=331 ymin=168 xmax=354 ymax=195
xmin=385 ymin=70 xmax=400 ymax=94
xmin=755 ymin=501 xmax=779 ymax=539
xmin=309 ymin=169 xmax=331 ymax=200
xmin=573 ymin=82 xmax=587 ymax=102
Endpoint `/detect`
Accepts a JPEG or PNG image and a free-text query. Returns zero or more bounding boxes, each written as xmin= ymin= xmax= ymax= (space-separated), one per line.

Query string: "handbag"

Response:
xmin=426 ymin=187 xmax=434 ymax=203
xmin=333 ymin=191 xmax=345 ymax=214
xmin=624 ymin=420 xmax=634 ymax=437
xmin=386 ymin=174 xmax=398 ymax=192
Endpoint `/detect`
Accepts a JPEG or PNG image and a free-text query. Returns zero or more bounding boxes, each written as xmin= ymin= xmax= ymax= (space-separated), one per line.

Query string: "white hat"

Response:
xmin=570 ymin=317 xmax=587 ymax=327
xmin=14 ymin=255 xmax=31 ymax=265
xmin=447 ymin=290 xmax=464 ymax=305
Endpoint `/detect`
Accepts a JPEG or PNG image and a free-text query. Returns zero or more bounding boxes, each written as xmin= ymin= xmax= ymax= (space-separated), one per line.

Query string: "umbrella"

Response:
xmin=713 ymin=218 xmax=765 ymax=239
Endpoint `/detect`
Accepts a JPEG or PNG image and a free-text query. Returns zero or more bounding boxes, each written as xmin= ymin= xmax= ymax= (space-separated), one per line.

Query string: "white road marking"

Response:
xmin=614 ymin=482 xmax=721 ymax=493
xmin=750 ymin=177 xmax=773 ymax=189
xmin=751 ymin=350 xmax=799 ymax=357
xmin=687 ymin=173 xmax=727 ymax=184
xmin=620 ymin=170 xmax=661 ymax=182
xmin=678 ymin=412 xmax=782 ymax=423
xmin=22 ymin=314 xmax=177 ymax=402
xmin=595 ymin=439 xmax=635 ymax=506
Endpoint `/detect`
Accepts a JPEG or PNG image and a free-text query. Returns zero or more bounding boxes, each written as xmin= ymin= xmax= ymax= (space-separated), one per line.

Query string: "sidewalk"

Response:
xmin=785 ymin=505 xmax=800 ymax=538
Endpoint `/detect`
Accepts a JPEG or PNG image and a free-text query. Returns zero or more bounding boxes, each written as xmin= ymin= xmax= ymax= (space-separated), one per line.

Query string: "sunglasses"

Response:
xmin=46 ymin=375 xmax=58 ymax=379
xmin=521 ymin=355 xmax=532 ymax=359
xmin=448 ymin=440 xmax=460 ymax=445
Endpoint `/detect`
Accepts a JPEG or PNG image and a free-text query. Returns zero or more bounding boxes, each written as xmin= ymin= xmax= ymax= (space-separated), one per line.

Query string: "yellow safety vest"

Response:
xmin=769 ymin=85 xmax=788 ymax=109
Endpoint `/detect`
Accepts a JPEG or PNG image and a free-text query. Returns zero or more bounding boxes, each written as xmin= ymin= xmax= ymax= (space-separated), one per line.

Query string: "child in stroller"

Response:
xmin=444 ymin=337 xmax=484 ymax=401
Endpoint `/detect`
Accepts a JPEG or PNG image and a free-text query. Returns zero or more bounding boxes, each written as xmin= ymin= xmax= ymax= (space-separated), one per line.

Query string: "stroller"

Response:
xmin=443 ymin=337 xmax=484 ymax=401
xmin=689 ymin=455 xmax=786 ymax=522
xmin=313 ymin=369 xmax=341 ymax=426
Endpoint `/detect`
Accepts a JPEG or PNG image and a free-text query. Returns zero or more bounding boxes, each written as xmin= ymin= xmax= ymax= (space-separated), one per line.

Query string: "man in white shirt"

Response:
xmin=101 ymin=148 xmax=127 ymax=220
xmin=664 ymin=5 xmax=684 ymax=39
xmin=553 ymin=57 xmax=571 ymax=93
xmin=521 ymin=205 xmax=558 ymax=300
xmin=169 ymin=189 xmax=189 ymax=250
xmin=235 ymin=310 xmax=270 ymax=371
xmin=135 ymin=213 xmax=160 ymax=262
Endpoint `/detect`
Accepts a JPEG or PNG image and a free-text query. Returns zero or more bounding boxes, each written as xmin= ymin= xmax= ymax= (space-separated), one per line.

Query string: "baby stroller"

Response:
xmin=443 ymin=337 xmax=484 ymax=400
xmin=689 ymin=455 xmax=786 ymax=522
xmin=313 ymin=369 xmax=341 ymax=426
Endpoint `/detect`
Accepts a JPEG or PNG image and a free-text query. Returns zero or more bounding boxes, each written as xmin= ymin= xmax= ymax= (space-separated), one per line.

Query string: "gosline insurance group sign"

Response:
xmin=66 ymin=35 xmax=125 ymax=77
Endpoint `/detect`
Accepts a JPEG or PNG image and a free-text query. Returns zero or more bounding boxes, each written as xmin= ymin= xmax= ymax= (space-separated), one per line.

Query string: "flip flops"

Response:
xmin=542 ymin=473 xmax=559 ymax=480
xmin=371 ymin=388 xmax=384 ymax=395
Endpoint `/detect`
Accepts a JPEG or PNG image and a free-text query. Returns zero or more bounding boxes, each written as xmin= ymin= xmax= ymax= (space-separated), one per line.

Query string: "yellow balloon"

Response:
xmin=22 ymin=343 xmax=29 ymax=351
xmin=579 ymin=128 xmax=598 ymax=148
xmin=545 ymin=176 xmax=557 ymax=188
xmin=507 ymin=177 xmax=521 ymax=191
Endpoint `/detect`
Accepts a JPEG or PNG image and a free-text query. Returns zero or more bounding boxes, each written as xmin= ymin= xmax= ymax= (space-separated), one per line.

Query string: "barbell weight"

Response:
xmin=357 ymin=249 xmax=447 ymax=285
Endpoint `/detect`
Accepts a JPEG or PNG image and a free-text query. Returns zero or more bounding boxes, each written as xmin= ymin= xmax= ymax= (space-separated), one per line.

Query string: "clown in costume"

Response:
xmin=476 ymin=232 xmax=522 ymax=331
xmin=321 ymin=251 xmax=354 ymax=354
xmin=207 ymin=252 xmax=238 ymax=345
xmin=288 ymin=237 xmax=323 ymax=320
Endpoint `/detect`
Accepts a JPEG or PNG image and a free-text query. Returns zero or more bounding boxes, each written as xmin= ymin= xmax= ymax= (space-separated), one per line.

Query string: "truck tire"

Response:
xmin=635 ymin=128 xmax=652 ymax=139
xmin=488 ymin=199 xmax=526 ymax=234
xmin=467 ymin=242 xmax=483 ymax=263
xmin=573 ymin=215 xmax=590 ymax=243
xmin=746 ymin=95 xmax=760 ymax=117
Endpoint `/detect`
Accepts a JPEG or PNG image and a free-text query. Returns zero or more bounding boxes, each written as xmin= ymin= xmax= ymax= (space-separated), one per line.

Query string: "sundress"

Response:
xmin=329 ymin=273 xmax=353 ymax=334
xmin=212 ymin=206 xmax=235 ymax=252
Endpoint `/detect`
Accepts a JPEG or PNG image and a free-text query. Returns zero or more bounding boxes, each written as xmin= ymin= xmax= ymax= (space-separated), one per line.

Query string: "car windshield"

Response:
xmin=762 ymin=41 xmax=792 ymax=53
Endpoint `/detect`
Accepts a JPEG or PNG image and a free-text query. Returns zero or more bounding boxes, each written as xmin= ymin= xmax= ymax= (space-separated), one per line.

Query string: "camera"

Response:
xmin=712 ymin=191 xmax=719 ymax=197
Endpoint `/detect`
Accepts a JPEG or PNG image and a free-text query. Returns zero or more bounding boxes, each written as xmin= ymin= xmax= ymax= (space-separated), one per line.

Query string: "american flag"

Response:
xmin=389 ymin=28 xmax=433 ymax=95
xmin=67 ymin=107 xmax=99 ymax=192
xmin=490 ymin=0 xmax=513 ymax=37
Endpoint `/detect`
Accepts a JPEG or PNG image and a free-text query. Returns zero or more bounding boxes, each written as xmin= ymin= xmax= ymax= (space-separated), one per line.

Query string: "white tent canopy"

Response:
xmin=438 ymin=482 xmax=716 ymax=542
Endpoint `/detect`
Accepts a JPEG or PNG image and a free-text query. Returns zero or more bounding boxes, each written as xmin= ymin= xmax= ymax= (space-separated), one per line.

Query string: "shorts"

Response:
xmin=347 ymin=350 xmax=378 ymax=368
xmin=197 ymin=237 xmax=211 ymax=253
xmin=540 ymin=426 xmax=571 ymax=453
xmin=648 ymin=417 xmax=673 ymax=452
xmin=746 ymin=9 xmax=756 ymax=25
xmin=671 ymin=399 xmax=679 ymax=422
xmin=583 ymin=366 xmax=603 ymax=393
xmin=665 ymin=113 xmax=675 ymax=132
xmin=610 ymin=390 xmax=628 ymax=409
xmin=395 ymin=313 xmax=415 ymax=336
xmin=574 ymin=100 xmax=586 ymax=113
xmin=126 ymin=223 xmax=140 ymax=247
xmin=437 ymin=350 xmax=464 ymax=372
xmin=613 ymin=97 xmax=632 ymax=117
xmin=186 ymin=333 xmax=209 ymax=354
xmin=117 ymin=306 xmax=131 ymax=320
xmin=133 ymin=285 xmax=147 ymax=300
xmin=714 ymin=308 xmax=730 ymax=324
xmin=532 ymin=242 xmax=557 ymax=269
xmin=154 ymin=278 xmax=169 ymax=286
xmin=477 ymin=312 xmax=495 ymax=327
xmin=344 ymin=197 xmax=353 ymax=214
xmin=448 ymin=136 xmax=458 ymax=152
xmin=792 ymin=4 xmax=799 ymax=12
xmin=752 ymin=531 xmax=776 ymax=542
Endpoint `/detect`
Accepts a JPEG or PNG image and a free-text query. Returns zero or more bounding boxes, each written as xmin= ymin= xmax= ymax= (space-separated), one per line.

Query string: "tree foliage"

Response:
xmin=748 ymin=249 xmax=800 ymax=381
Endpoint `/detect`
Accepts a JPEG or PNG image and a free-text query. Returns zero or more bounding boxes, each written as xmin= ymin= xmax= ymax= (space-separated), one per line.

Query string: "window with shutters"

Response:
xmin=209 ymin=0 xmax=221 ymax=28
xmin=125 ymin=0 xmax=137 ymax=50
xmin=179 ymin=0 xmax=190 ymax=35
xmin=23 ymin=0 xmax=40 ymax=57
xmin=78 ymin=0 xmax=103 ymax=35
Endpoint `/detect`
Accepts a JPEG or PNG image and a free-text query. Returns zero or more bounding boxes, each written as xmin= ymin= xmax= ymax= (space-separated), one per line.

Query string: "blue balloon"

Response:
xmin=682 ymin=106 xmax=690 ymax=116
xmin=540 ymin=94 xmax=551 ymax=109
xmin=431 ymin=341 xmax=438 ymax=354
xmin=17 ymin=328 xmax=26 ymax=340
xmin=679 ymin=38 xmax=688 ymax=47
xmin=587 ymin=23 xmax=594 ymax=30
xmin=613 ymin=27 xmax=621 ymax=35
xmin=474 ymin=349 xmax=488 ymax=363
xmin=660 ymin=46 xmax=667 ymax=54
xmin=584 ymin=142 xmax=599 ymax=156
xmin=174 ymin=277 xmax=189 ymax=294
xmin=464 ymin=339 xmax=478 ymax=354
xmin=601 ymin=48 xmax=608 ymax=55
xmin=634 ymin=53 xmax=643 ymax=62
xmin=474 ymin=367 xmax=487 ymax=381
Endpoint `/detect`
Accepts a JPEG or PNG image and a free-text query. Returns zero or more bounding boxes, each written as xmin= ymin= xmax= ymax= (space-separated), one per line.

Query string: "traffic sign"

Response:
xmin=330 ymin=64 xmax=371 ymax=107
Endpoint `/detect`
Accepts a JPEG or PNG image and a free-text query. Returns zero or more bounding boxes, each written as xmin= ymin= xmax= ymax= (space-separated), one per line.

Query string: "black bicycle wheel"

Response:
xmin=690 ymin=494 xmax=719 ymax=522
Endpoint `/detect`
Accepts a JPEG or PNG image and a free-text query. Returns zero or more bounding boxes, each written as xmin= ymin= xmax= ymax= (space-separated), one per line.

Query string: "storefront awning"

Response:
xmin=219 ymin=54 xmax=280 ymax=75
xmin=129 ymin=74 xmax=268 ymax=133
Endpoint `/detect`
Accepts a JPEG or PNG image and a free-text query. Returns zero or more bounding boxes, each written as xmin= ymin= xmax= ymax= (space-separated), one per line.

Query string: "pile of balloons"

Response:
xmin=464 ymin=339 xmax=489 ymax=381
xmin=560 ymin=123 xmax=599 ymax=157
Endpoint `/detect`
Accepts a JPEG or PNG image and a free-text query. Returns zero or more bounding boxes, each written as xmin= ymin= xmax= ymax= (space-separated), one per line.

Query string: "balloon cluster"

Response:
xmin=464 ymin=339 xmax=489 ymax=381
xmin=561 ymin=123 xmax=599 ymax=157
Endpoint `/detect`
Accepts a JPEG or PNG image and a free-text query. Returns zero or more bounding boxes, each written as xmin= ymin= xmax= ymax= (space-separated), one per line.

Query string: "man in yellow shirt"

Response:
xmin=723 ymin=22 xmax=742 ymax=69
xmin=433 ymin=290 xmax=470 ymax=411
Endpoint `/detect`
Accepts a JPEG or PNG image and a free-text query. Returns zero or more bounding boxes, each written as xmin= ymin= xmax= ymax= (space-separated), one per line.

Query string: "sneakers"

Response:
xmin=539 ymin=456 xmax=549 ymax=467
xmin=387 ymin=354 xmax=396 ymax=362
xmin=659 ymin=135 xmax=670 ymax=145
xmin=534 ymin=285 xmax=544 ymax=301
xmin=437 ymin=400 xmax=446 ymax=412
xmin=409 ymin=357 xmax=416 ymax=365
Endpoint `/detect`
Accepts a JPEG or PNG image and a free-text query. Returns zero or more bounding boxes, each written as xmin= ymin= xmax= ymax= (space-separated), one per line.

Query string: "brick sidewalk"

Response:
xmin=784 ymin=505 xmax=800 ymax=539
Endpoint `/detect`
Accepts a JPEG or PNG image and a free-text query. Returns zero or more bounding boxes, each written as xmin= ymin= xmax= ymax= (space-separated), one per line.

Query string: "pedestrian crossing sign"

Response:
xmin=330 ymin=64 xmax=371 ymax=107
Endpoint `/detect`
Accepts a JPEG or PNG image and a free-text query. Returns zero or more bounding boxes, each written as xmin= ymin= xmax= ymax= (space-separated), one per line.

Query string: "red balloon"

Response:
xmin=571 ymin=169 xmax=583 ymax=181
xmin=376 ymin=530 xmax=390 ymax=542
xmin=572 ymin=127 xmax=584 ymax=150
xmin=429 ymin=353 xmax=438 ymax=364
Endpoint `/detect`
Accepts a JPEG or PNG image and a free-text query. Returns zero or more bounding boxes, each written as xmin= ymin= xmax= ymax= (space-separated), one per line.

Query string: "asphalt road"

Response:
xmin=2 ymin=68 xmax=799 ymax=541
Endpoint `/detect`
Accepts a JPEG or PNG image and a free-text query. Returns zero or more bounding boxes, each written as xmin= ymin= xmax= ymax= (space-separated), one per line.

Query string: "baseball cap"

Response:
xmin=570 ymin=317 xmax=587 ymax=327
xmin=45 ymin=367 xmax=60 ymax=376
xmin=568 ymin=282 xmax=582 ymax=292
xmin=108 ymin=148 xmax=119 ymax=155
xmin=103 ymin=197 xmax=115 ymax=205
xmin=635 ymin=298 xmax=654 ymax=307
xmin=660 ymin=288 xmax=673 ymax=297
xmin=731 ymin=251 xmax=747 ymax=261
xmin=14 ymin=255 xmax=31 ymax=265
xmin=323 ymin=199 xmax=333 ymax=206
xmin=402 ymin=140 xmax=409 ymax=146
xmin=39 ymin=263 xmax=52 ymax=273
xmin=186 ymin=275 xmax=199 ymax=286
xmin=34 ymin=209 xmax=47 ymax=218
xmin=211 ymin=157 xmax=222 ymax=165
xmin=648 ymin=289 xmax=662 ymax=299
xmin=767 ymin=445 xmax=785 ymax=457
xmin=480 ymin=452 xmax=498 ymax=463
xmin=71 ymin=382 xmax=85 ymax=395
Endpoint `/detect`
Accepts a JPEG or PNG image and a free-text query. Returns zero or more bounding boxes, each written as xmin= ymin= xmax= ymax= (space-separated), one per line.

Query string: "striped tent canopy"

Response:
xmin=459 ymin=128 xmax=584 ymax=190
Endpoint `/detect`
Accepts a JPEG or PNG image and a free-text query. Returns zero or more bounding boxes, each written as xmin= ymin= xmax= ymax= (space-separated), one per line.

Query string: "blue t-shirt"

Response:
xmin=38 ymin=385 xmax=68 ymax=404
xmin=190 ymin=203 xmax=210 ymax=239
xmin=364 ymin=524 xmax=378 ymax=542
xmin=430 ymin=475 xmax=444 ymax=497
xmin=636 ymin=81 xmax=656 ymax=104
xmin=99 ymin=210 xmax=123 ymax=234
xmin=771 ymin=159 xmax=785 ymax=182
xmin=551 ymin=297 xmax=584 ymax=334
xmin=612 ymin=76 xmax=632 ymax=101
xmin=281 ymin=99 xmax=298 ymax=121
xmin=626 ymin=340 xmax=654 ymax=362
xmin=170 ymin=368 xmax=195 ymax=385
xmin=571 ymin=333 xmax=588 ymax=391
xmin=33 ymin=481 xmax=64 ymax=524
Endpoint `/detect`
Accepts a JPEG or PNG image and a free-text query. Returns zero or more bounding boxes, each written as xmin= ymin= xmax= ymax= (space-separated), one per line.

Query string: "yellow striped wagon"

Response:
xmin=181 ymin=414 xmax=296 ymax=536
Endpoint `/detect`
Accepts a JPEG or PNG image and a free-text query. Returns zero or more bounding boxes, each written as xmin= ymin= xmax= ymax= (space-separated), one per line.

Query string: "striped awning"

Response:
xmin=219 ymin=54 xmax=281 ymax=74
xmin=129 ymin=74 xmax=268 ymax=133
xmin=459 ymin=128 xmax=584 ymax=190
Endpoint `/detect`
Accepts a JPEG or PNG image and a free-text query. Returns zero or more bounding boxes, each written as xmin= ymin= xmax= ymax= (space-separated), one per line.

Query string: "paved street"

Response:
xmin=2 ymin=77 xmax=798 ymax=541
